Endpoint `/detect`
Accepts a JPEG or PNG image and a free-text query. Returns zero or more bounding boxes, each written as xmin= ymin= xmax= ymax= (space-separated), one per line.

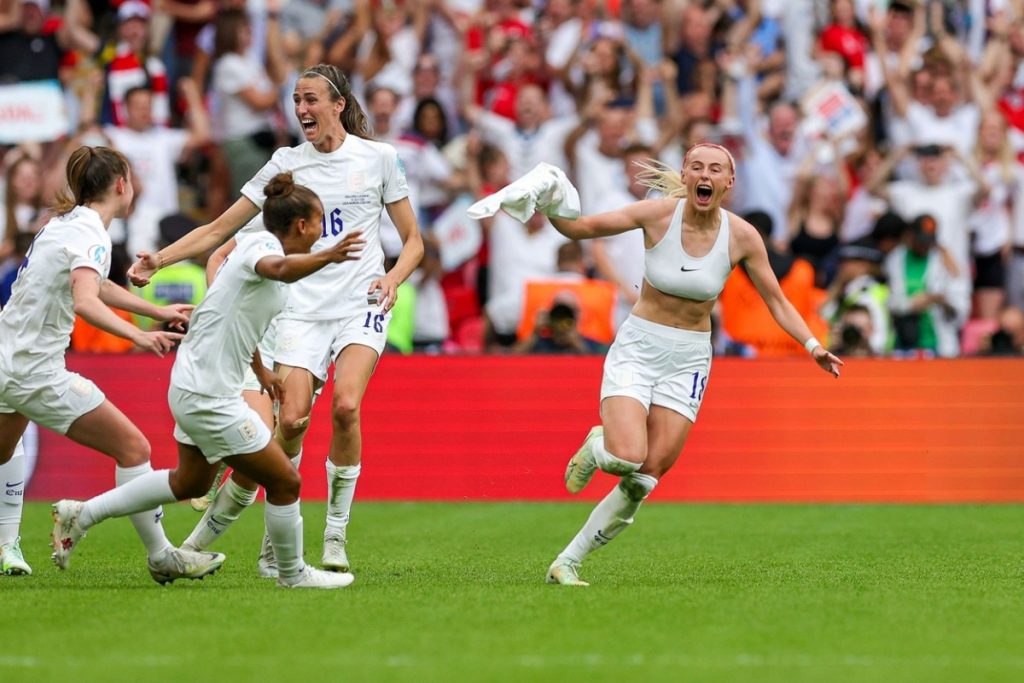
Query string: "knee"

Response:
xmin=119 ymin=434 xmax=152 ymax=468
xmin=266 ymin=469 xmax=301 ymax=503
xmin=331 ymin=395 xmax=360 ymax=432
xmin=278 ymin=410 xmax=311 ymax=442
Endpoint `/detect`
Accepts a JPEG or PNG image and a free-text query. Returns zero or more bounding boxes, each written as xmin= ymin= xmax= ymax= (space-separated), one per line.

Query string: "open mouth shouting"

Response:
xmin=694 ymin=183 xmax=714 ymax=207
xmin=301 ymin=117 xmax=319 ymax=138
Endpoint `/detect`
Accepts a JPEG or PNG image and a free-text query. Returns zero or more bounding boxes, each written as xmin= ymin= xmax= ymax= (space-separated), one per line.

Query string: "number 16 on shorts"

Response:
xmin=363 ymin=311 xmax=385 ymax=333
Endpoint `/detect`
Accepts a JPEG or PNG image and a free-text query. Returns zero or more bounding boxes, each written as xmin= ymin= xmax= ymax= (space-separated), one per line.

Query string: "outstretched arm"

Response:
xmin=129 ymin=197 xmax=261 ymax=285
xmin=733 ymin=217 xmax=843 ymax=377
xmin=548 ymin=199 xmax=661 ymax=240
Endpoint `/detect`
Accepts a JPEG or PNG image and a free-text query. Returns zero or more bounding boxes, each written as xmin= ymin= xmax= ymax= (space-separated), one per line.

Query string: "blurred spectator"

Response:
xmin=104 ymin=79 xmax=209 ymax=227
xmin=725 ymin=51 xmax=808 ymax=244
xmin=467 ymin=84 xmax=577 ymax=181
xmin=98 ymin=1 xmax=170 ymax=127
xmin=484 ymin=211 xmax=568 ymax=350
xmin=821 ymin=239 xmax=890 ymax=355
xmin=514 ymin=291 xmax=604 ymax=355
xmin=393 ymin=53 xmax=460 ymax=137
xmin=720 ymin=210 xmax=823 ymax=356
xmin=828 ymin=303 xmax=874 ymax=356
xmin=982 ymin=306 xmax=1024 ymax=356
xmin=590 ymin=144 xmax=649 ymax=327
xmin=0 ymin=231 xmax=32 ymax=305
xmin=569 ymin=99 xmax=649 ymax=213
xmin=0 ymin=153 xmax=44 ymax=259
xmin=411 ymin=235 xmax=449 ymax=352
xmin=868 ymin=143 xmax=986 ymax=285
xmin=786 ymin=141 xmax=848 ymax=286
xmin=211 ymin=7 xmax=281 ymax=197
xmin=969 ymin=111 xmax=1019 ymax=320
xmin=884 ymin=214 xmax=969 ymax=357
xmin=135 ymin=214 xmax=207 ymax=331
xmin=0 ymin=0 xmax=96 ymax=85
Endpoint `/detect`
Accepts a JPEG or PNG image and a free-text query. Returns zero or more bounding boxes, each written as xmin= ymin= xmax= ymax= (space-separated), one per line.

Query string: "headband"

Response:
xmin=302 ymin=71 xmax=343 ymax=98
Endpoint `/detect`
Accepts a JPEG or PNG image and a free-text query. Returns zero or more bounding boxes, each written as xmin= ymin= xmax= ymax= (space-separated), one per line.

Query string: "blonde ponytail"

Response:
xmin=634 ymin=158 xmax=687 ymax=199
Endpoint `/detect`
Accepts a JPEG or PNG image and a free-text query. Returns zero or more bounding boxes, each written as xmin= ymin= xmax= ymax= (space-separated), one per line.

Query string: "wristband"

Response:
xmin=804 ymin=337 xmax=822 ymax=353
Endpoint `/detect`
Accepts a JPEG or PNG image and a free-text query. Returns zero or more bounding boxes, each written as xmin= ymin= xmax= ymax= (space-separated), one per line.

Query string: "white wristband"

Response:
xmin=804 ymin=337 xmax=822 ymax=353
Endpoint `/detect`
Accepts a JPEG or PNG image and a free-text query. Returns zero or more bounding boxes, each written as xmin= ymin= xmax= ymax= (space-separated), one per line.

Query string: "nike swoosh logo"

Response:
xmin=680 ymin=266 xmax=701 ymax=272
xmin=5 ymin=481 xmax=23 ymax=488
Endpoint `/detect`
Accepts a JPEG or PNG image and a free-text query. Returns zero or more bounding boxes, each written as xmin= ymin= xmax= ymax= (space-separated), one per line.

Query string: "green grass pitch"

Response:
xmin=3 ymin=501 xmax=1023 ymax=682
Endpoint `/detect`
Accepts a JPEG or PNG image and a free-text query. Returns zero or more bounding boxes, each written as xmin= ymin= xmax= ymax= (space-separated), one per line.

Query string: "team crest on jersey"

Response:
xmin=347 ymin=172 xmax=366 ymax=192
xmin=88 ymin=244 xmax=109 ymax=266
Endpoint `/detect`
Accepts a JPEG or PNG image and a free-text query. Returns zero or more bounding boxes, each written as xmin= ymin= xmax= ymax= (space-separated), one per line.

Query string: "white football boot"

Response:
xmin=546 ymin=557 xmax=589 ymax=586
xmin=322 ymin=532 xmax=349 ymax=572
xmin=1 ymin=537 xmax=31 ymax=576
xmin=564 ymin=426 xmax=603 ymax=494
xmin=50 ymin=500 xmax=87 ymax=570
xmin=148 ymin=548 xmax=226 ymax=585
xmin=278 ymin=564 xmax=355 ymax=589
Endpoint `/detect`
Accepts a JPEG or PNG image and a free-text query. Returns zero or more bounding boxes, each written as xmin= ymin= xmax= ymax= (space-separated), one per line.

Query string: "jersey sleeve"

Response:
xmin=239 ymin=234 xmax=285 ymax=279
xmin=240 ymin=148 xmax=289 ymax=208
xmin=66 ymin=229 xmax=111 ymax=279
xmin=381 ymin=144 xmax=410 ymax=204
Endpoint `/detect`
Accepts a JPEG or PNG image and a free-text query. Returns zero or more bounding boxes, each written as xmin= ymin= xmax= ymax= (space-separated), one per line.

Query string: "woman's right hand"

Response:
xmin=326 ymin=231 xmax=365 ymax=263
xmin=134 ymin=330 xmax=183 ymax=358
xmin=128 ymin=252 xmax=162 ymax=286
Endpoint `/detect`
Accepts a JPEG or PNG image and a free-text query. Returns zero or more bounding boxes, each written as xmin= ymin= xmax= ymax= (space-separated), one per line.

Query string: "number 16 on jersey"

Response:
xmin=321 ymin=208 xmax=344 ymax=238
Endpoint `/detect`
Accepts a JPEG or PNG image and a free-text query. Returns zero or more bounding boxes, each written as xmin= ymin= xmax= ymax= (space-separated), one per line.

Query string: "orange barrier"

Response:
xmin=30 ymin=355 xmax=1024 ymax=502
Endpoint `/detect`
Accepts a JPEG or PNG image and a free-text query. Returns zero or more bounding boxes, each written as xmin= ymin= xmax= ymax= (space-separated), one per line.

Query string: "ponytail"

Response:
xmin=262 ymin=172 xmax=321 ymax=236
xmin=634 ymin=158 xmax=687 ymax=199
xmin=52 ymin=146 xmax=130 ymax=215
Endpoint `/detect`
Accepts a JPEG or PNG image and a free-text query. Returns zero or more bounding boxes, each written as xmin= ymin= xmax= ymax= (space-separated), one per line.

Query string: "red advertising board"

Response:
xmin=28 ymin=355 xmax=1024 ymax=503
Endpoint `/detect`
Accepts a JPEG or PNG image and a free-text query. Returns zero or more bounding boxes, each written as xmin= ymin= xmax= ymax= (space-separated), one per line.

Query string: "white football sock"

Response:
xmin=325 ymin=461 xmax=360 ymax=539
xmin=0 ymin=441 xmax=25 ymax=546
xmin=290 ymin=449 xmax=302 ymax=468
xmin=560 ymin=472 xmax=658 ymax=563
xmin=265 ymin=500 xmax=304 ymax=578
xmin=183 ymin=477 xmax=257 ymax=550
xmin=592 ymin=436 xmax=642 ymax=476
xmin=79 ymin=466 xmax=175 ymax=559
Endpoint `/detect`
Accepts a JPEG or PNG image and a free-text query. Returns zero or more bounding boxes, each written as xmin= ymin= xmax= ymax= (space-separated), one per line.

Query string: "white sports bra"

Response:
xmin=644 ymin=199 xmax=733 ymax=302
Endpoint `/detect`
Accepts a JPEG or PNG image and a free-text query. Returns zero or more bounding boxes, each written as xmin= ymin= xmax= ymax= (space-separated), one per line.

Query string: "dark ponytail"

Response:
xmin=263 ymin=172 xmax=321 ymax=237
xmin=299 ymin=64 xmax=372 ymax=139
xmin=52 ymin=146 xmax=130 ymax=215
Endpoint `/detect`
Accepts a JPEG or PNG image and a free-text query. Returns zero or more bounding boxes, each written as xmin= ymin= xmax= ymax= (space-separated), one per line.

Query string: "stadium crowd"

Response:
xmin=2 ymin=0 xmax=1024 ymax=357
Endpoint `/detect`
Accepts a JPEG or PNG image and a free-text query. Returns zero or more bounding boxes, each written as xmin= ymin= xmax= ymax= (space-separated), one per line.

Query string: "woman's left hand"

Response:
xmin=368 ymin=276 xmax=399 ymax=312
xmin=160 ymin=304 xmax=195 ymax=330
xmin=812 ymin=346 xmax=844 ymax=378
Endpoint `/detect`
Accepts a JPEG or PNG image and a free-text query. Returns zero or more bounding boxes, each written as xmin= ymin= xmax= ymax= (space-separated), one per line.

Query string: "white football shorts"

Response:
xmin=169 ymin=385 xmax=272 ymax=463
xmin=600 ymin=315 xmax=713 ymax=422
xmin=273 ymin=308 xmax=391 ymax=383
xmin=0 ymin=368 xmax=105 ymax=434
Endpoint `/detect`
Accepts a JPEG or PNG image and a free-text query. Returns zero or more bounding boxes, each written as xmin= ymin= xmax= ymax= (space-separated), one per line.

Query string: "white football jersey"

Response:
xmin=171 ymin=232 xmax=287 ymax=398
xmin=240 ymin=136 xmax=409 ymax=320
xmin=0 ymin=206 xmax=111 ymax=376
